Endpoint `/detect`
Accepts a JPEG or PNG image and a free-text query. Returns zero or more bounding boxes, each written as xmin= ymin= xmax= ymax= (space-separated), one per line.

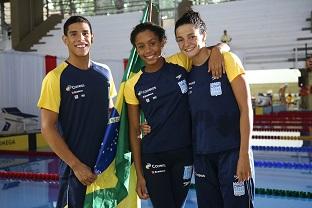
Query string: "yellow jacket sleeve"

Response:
xmin=37 ymin=63 xmax=68 ymax=113
xmin=124 ymin=71 xmax=143 ymax=105
xmin=166 ymin=52 xmax=192 ymax=71
xmin=223 ymin=52 xmax=245 ymax=82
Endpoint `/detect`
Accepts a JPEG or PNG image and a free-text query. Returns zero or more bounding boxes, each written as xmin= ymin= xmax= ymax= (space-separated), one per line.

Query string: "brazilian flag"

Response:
xmin=83 ymin=6 xmax=149 ymax=208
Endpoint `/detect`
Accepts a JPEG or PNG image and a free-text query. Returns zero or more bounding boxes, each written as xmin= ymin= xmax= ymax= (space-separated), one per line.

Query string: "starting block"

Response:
xmin=0 ymin=107 xmax=39 ymax=135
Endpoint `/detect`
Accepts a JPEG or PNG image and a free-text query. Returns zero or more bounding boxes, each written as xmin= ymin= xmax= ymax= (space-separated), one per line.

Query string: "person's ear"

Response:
xmin=202 ymin=31 xmax=207 ymax=43
xmin=91 ymin=34 xmax=94 ymax=43
xmin=62 ymin=35 xmax=68 ymax=45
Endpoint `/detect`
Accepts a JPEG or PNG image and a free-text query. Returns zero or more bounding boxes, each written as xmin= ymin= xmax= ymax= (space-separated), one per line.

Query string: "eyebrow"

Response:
xmin=186 ymin=32 xmax=195 ymax=36
xmin=180 ymin=31 xmax=195 ymax=35
xmin=68 ymin=30 xmax=90 ymax=34
xmin=135 ymin=37 xmax=158 ymax=44
xmin=68 ymin=31 xmax=77 ymax=34
xmin=176 ymin=32 xmax=194 ymax=38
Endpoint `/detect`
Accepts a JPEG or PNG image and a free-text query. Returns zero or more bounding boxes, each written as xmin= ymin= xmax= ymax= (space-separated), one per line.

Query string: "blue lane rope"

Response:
xmin=254 ymin=160 xmax=312 ymax=170
xmin=252 ymin=146 xmax=312 ymax=153
xmin=255 ymin=188 xmax=312 ymax=199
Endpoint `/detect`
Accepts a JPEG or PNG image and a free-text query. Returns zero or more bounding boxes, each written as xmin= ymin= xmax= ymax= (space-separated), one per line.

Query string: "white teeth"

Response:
xmin=76 ymin=44 xmax=86 ymax=48
xmin=146 ymin=56 xmax=154 ymax=59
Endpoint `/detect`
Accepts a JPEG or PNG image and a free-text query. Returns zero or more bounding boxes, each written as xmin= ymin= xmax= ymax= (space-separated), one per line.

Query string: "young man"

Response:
xmin=37 ymin=16 xmax=116 ymax=208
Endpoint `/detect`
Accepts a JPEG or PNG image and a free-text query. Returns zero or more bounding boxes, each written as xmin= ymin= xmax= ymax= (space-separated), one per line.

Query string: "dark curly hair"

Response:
xmin=175 ymin=10 xmax=207 ymax=36
xmin=130 ymin=22 xmax=166 ymax=46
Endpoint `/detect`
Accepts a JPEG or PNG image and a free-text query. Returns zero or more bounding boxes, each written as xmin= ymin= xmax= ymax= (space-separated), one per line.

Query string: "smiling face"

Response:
xmin=62 ymin=22 xmax=93 ymax=59
xmin=134 ymin=29 xmax=165 ymax=70
xmin=175 ymin=23 xmax=206 ymax=59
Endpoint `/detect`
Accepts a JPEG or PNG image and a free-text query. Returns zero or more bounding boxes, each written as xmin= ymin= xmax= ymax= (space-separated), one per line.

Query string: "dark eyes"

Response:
xmin=136 ymin=41 xmax=157 ymax=49
xmin=176 ymin=36 xmax=196 ymax=42
xmin=69 ymin=32 xmax=90 ymax=37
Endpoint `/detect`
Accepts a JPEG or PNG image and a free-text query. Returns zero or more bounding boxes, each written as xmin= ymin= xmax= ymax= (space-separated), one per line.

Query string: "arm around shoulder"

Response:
xmin=207 ymin=43 xmax=230 ymax=77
